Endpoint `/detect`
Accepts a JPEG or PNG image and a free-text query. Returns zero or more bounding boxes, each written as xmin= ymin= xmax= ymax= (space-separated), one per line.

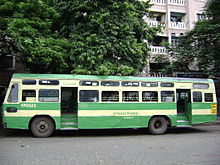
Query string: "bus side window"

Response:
xmin=7 ymin=83 xmax=19 ymax=103
xmin=39 ymin=89 xmax=59 ymax=102
xmin=22 ymin=90 xmax=36 ymax=102
xmin=193 ymin=91 xmax=202 ymax=102
xmin=161 ymin=91 xmax=175 ymax=102
xmin=142 ymin=91 xmax=158 ymax=102
xmin=102 ymin=91 xmax=119 ymax=102
xmin=79 ymin=90 xmax=99 ymax=102
xmin=122 ymin=91 xmax=139 ymax=102
xmin=205 ymin=93 xmax=213 ymax=102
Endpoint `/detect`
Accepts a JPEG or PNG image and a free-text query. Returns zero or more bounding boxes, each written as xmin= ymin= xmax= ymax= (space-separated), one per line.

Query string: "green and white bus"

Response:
xmin=1 ymin=73 xmax=217 ymax=137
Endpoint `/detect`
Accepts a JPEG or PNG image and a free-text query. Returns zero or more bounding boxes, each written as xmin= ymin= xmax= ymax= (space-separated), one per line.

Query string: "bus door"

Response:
xmin=61 ymin=87 xmax=78 ymax=129
xmin=176 ymin=89 xmax=192 ymax=123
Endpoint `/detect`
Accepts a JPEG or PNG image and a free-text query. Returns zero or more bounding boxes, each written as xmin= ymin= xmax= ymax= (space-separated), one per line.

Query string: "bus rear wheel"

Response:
xmin=149 ymin=117 xmax=168 ymax=135
xmin=31 ymin=117 xmax=54 ymax=138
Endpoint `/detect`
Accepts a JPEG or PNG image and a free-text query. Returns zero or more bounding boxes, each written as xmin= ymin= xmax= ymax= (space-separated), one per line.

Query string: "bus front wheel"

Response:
xmin=149 ymin=117 xmax=168 ymax=135
xmin=31 ymin=117 xmax=54 ymax=138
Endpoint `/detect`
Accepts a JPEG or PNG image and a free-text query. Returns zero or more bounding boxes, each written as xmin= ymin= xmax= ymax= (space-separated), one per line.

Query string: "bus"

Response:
xmin=1 ymin=73 xmax=217 ymax=137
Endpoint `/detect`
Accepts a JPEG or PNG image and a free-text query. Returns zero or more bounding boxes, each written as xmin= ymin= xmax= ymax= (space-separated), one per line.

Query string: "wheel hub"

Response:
xmin=36 ymin=121 xmax=49 ymax=133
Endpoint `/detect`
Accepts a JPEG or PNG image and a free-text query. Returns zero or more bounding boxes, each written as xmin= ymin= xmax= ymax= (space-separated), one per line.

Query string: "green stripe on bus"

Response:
xmin=3 ymin=103 xmax=60 ymax=111
xmin=192 ymin=115 xmax=216 ymax=124
xmin=78 ymin=103 xmax=176 ymax=110
xmin=192 ymin=103 xmax=214 ymax=109
xmin=78 ymin=115 xmax=176 ymax=129
xmin=4 ymin=116 xmax=61 ymax=129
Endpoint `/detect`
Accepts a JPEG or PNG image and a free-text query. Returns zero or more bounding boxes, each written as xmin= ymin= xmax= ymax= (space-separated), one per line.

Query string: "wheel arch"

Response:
xmin=28 ymin=115 xmax=56 ymax=130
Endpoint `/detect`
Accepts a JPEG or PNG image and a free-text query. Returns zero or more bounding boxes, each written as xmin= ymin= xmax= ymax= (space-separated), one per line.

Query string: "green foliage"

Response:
xmin=0 ymin=0 xmax=70 ymax=73
xmin=164 ymin=0 xmax=220 ymax=76
xmin=0 ymin=0 xmax=157 ymax=75
xmin=56 ymin=0 xmax=156 ymax=75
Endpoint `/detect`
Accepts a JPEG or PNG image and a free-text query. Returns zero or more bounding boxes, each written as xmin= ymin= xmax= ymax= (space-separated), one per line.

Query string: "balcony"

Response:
xmin=170 ymin=22 xmax=187 ymax=30
xmin=168 ymin=0 xmax=186 ymax=6
xmin=150 ymin=0 xmax=166 ymax=5
xmin=148 ymin=20 xmax=166 ymax=27
xmin=150 ymin=46 xmax=167 ymax=54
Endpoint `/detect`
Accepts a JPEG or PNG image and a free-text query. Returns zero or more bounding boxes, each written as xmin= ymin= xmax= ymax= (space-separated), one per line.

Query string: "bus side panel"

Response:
xmin=3 ymin=103 xmax=61 ymax=129
xmin=77 ymin=103 xmax=176 ymax=129
xmin=191 ymin=103 xmax=217 ymax=124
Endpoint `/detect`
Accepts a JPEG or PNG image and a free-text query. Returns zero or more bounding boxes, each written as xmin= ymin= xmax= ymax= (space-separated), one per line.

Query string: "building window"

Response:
xmin=161 ymin=91 xmax=175 ymax=102
xmin=171 ymin=36 xmax=179 ymax=46
xmin=7 ymin=83 xmax=19 ymax=103
xmin=22 ymin=90 xmax=36 ymax=101
xmin=142 ymin=91 xmax=158 ymax=102
xmin=205 ymin=93 xmax=213 ymax=102
xmin=79 ymin=90 xmax=99 ymax=102
xmin=122 ymin=91 xmax=139 ymax=102
xmin=193 ymin=92 xmax=202 ymax=102
xmin=0 ymin=55 xmax=14 ymax=69
xmin=197 ymin=13 xmax=207 ymax=21
xmin=39 ymin=89 xmax=59 ymax=102
xmin=102 ymin=91 xmax=119 ymax=102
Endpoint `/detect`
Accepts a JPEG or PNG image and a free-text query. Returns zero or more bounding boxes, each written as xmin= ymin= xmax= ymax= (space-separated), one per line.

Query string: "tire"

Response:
xmin=149 ymin=117 xmax=168 ymax=135
xmin=31 ymin=117 xmax=54 ymax=138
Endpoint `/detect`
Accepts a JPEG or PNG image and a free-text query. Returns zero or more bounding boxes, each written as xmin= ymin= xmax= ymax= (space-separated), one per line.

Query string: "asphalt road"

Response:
xmin=0 ymin=122 xmax=220 ymax=165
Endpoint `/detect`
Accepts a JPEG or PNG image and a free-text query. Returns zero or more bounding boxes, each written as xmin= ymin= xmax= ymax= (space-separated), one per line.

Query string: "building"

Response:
xmin=143 ymin=0 xmax=207 ymax=76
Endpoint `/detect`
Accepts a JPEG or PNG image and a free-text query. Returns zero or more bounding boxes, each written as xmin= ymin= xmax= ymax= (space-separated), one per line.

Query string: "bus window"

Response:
xmin=161 ymin=91 xmax=175 ymax=102
xmin=161 ymin=82 xmax=174 ymax=87
xmin=7 ymin=83 xmax=19 ymax=103
xmin=193 ymin=91 xmax=202 ymax=102
xmin=80 ymin=81 xmax=99 ymax=86
xmin=142 ymin=91 xmax=158 ymax=102
xmin=102 ymin=91 xmax=119 ymax=102
xmin=39 ymin=89 xmax=59 ymax=102
xmin=122 ymin=91 xmax=139 ymax=102
xmin=205 ymin=93 xmax=213 ymax=102
xmin=22 ymin=90 xmax=36 ymax=102
xmin=39 ymin=80 xmax=59 ymax=85
xmin=101 ymin=81 xmax=119 ymax=86
xmin=193 ymin=83 xmax=209 ymax=89
xmin=122 ymin=82 xmax=139 ymax=87
xmin=22 ymin=79 xmax=36 ymax=85
xmin=141 ymin=82 xmax=158 ymax=87
xmin=79 ymin=90 xmax=99 ymax=102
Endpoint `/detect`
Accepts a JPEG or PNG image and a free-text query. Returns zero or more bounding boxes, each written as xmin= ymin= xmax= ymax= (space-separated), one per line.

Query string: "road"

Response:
xmin=0 ymin=122 xmax=220 ymax=165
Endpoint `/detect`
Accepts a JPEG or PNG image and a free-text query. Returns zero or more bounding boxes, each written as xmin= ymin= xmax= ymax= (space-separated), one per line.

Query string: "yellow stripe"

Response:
xmin=78 ymin=110 xmax=176 ymax=117
xmin=5 ymin=110 xmax=60 ymax=117
xmin=192 ymin=109 xmax=211 ymax=115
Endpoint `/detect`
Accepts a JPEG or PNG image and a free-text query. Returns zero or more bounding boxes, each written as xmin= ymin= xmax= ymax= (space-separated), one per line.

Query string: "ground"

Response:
xmin=0 ymin=119 xmax=220 ymax=165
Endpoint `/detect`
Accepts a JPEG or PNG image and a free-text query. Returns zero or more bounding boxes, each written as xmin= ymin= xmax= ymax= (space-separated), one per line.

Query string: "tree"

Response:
xmin=0 ymin=0 xmax=71 ymax=73
xmin=163 ymin=0 xmax=220 ymax=76
xmin=55 ymin=0 xmax=157 ymax=75
xmin=0 ymin=0 xmax=157 ymax=75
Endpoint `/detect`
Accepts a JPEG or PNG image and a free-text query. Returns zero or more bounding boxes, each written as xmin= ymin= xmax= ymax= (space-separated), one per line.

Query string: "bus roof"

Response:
xmin=12 ymin=73 xmax=212 ymax=83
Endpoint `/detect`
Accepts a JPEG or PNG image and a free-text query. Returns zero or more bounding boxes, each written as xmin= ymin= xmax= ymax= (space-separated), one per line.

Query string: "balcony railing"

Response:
xmin=150 ymin=0 xmax=166 ymax=5
xmin=170 ymin=22 xmax=187 ymax=30
xmin=168 ymin=0 xmax=186 ymax=6
xmin=150 ymin=46 xmax=167 ymax=54
xmin=148 ymin=20 xmax=166 ymax=27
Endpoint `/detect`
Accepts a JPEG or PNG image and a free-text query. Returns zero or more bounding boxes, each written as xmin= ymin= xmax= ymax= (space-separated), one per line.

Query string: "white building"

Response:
xmin=143 ymin=0 xmax=207 ymax=76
